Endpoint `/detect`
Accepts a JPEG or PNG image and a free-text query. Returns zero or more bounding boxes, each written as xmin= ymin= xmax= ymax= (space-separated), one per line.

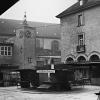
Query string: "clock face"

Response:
xmin=25 ymin=30 xmax=32 ymax=38
xmin=19 ymin=30 xmax=23 ymax=38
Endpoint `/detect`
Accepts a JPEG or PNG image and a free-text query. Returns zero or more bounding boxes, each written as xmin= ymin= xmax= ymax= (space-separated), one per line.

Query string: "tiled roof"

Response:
xmin=36 ymin=24 xmax=60 ymax=39
xmin=56 ymin=1 xmax=100 ymax=18
xmin=0 ymin=18 xmax=60 ymax=38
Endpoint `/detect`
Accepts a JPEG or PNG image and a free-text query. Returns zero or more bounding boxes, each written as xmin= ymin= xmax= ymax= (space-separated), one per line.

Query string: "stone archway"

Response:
xmin=89 ymin=54 xmax=100 ymax=62
xmin=66 ymin=57 xmax=74 ymax=63
xmin=77 ymin=56 xmax=86 ymax=63
xmin=65 ymin=54 xmax=75 ymax=63
xmin=88 ymin=51 xmax=100 ymax=61
xmin=88 ymin=53 xmax=100 ymax=85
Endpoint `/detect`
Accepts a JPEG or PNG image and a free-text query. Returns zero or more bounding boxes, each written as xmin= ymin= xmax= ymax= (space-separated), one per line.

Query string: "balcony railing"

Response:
xmin=76 ymin=45 xmax=85 ymax=53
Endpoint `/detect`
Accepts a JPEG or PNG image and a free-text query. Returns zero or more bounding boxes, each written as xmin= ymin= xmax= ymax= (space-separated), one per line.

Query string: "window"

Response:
xmin=78 ymin=14 xmax=83 ymax=26
xmin=0 ymin=46 xmax=12 ymax=56
xmin=8 ymin=47 xmax=12 ymax=55
xmin=51 ymin=40 xmax=59 ymax=51
xmin=37 ymin=61 xmax=44 ymax=66
xmin=36 ymin=39 xmax=40 ymax=48
xmin=28 ymin=57 xmax=32 ymax=63
xmin=77 ymin=33 xmax=85 ymax=53
xmin=36 ymin=38 xmax=44 ymax=49
xmin=78 ymin=34 xmax=84 ymax=45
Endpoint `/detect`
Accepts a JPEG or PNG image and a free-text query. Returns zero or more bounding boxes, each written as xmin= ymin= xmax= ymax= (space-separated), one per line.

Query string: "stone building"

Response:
xmin=56 ymin=0 xmax=100 ymax=85
xmin=0 ymin=15 xmax=61 ymax=86
xmin=36 ymin=25 xmax=61 ymax=66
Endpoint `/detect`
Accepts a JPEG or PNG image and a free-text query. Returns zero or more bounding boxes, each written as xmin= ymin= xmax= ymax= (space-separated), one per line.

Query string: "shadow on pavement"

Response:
xmin=18 ymin=86 xmax=87 ymax=94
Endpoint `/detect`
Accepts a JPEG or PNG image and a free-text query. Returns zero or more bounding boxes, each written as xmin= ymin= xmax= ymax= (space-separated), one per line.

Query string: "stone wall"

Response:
xmin=13 ymin=26 xmax=36 ymax=69
xmin=60 ymin=6 xmax=100 ymax=62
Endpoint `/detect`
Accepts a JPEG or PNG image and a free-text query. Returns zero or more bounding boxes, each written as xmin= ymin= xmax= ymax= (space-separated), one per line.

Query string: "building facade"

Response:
xmin=56 ymin=0 xmax=100 ymax=85
xmin=0 ymin=42 xmax=19 ymax=87
xmin=1 ymin=16 xmax=61 ymax=67
xmin=36 ymin=35 xmax=61 ymax=66
xmin=0 ymin=17 xmax=61 ymax=86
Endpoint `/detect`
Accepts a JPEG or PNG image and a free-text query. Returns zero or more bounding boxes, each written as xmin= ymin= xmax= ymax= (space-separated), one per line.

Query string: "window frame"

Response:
xmin=78 ymin=14 xmax=82 ymax=26
xmin=0 ymin=46 xmax=12 ymax=56
xmin=36 ymin=38 xmax=44 ymax=49
xmin=78 ymin=33 xmax=85 ymax=46
xmin=77 ymin=13 xmax=85 ymax=27
xmin=51 ymin=40 xmax=59 ymax=51
xmin=28 ymin=57 xmax=32 ymax=63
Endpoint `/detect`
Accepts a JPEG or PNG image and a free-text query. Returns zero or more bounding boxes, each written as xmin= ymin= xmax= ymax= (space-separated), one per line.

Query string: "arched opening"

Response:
xmin=89 ymin=55 xmax=100 ymax=62
xmin=66 ymin=57 xmax=74 ymax=63
xmin=77 ymin=56 xmax=86 ymax=63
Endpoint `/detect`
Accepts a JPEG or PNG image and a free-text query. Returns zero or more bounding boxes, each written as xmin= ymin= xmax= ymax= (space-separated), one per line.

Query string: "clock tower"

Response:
xmin=14 ymin=13 xmax=36 ymax=69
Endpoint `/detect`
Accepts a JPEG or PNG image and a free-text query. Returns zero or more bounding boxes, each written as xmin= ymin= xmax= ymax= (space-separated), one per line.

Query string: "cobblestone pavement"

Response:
xmin=0 ymin=85 xmax=100 ymax=100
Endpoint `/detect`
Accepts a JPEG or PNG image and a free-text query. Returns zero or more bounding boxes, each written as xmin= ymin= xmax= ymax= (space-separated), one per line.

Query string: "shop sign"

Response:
xmin=37 ymin=70 xmax=55 ymax=73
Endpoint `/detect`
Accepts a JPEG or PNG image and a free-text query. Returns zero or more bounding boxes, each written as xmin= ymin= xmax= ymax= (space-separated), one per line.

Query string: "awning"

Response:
xmin=15 ymin=69 xmax=36 ymax=73
xmin=0 ymin=64 xmax=19 ymax=70
xmin=65 ymin=61 xmax=100 ymax=66
xmin=36 ymin=62 xmax=95 ymax=70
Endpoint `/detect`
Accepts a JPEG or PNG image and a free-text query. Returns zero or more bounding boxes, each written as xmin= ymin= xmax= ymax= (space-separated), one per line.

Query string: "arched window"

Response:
xmin=51 ymin=40 xmax=59 ymax=51
xmin=77 ymin=56 xmax=86 ymax=63
xmin=66 ymin=57 xmax=74 ymax=63
xmin=89 ymin=55 xmax=100 ymax=62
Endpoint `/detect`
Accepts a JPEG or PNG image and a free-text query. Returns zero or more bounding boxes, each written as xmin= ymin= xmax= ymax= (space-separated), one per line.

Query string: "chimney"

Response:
xmin=78 ymin=0 xmax=88 ymax=6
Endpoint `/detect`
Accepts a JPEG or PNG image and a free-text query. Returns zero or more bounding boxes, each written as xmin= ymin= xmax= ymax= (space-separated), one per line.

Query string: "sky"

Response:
xmin=0 ymin=0 xmax=77 ymax=23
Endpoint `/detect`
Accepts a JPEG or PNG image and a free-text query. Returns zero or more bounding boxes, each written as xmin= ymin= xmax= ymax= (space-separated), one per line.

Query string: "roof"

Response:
xmin=0 ymin=42 xmax=14 ymax=46
xmin=0 ymin=18 xmax=60 ymax=38
xmin=0 ymin=0 xmax=19 ymax=15
xmin=56 ymin=1 xmax=100 ymax=18
xmin=36 ymin=24 xmax=60 ymax=39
